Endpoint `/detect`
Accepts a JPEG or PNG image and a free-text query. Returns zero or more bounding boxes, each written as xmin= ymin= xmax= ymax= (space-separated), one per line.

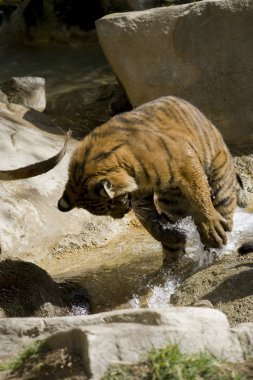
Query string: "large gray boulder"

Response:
xmin=96 ymin=0 xmax=253 ymax=145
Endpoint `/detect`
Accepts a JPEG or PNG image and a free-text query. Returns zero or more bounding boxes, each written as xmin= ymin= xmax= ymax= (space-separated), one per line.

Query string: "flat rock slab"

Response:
xmin=96 ymin=0 xmax=253 ymax=145
xmin=0 ymin=307 xmax=252 ymax=379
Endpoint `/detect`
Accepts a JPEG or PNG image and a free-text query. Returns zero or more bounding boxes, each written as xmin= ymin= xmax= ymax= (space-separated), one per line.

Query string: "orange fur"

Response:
xmin=58 ymin=96 xmax=245 ymax=250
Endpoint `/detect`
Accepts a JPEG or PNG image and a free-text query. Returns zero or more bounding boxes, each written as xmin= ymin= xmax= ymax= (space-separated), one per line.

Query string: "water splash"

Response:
xmin=130 ymin=207 xmax=253 ymax=309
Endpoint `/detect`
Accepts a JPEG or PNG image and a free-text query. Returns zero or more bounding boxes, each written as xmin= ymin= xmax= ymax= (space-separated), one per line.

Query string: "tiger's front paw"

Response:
xmin=196 ymin=213 xmax=228 ymax=248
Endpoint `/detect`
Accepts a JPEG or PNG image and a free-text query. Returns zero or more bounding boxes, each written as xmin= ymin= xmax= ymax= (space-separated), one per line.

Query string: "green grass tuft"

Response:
xmin=102 ymin=344 xmax=249 ymax=380
xmin=0 ymin=340 xmax=46 ymax=373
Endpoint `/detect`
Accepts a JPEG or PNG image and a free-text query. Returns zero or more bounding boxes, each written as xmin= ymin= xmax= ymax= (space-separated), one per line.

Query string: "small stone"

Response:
xmin=190 ymin=299 xmax=214 ymax=309
xmin=1 ymin=76 xmax=46 ymax=111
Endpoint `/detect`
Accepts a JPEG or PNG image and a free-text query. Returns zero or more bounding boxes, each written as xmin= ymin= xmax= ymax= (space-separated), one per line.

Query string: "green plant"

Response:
xmin=0 ymin=340 xmax=46 ymax=372
xmin=102 ymin=344 xmax=249 ymax=380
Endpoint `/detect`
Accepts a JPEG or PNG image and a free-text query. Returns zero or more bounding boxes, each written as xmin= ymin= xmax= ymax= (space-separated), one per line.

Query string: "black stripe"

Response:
xmin=69 ymin=181 xmax=81 ymax=194
xmin=109 ymin=125 xmax=140 ymax=134
xmin=167 ymin=186 xmax=181 ymax=193
xmin=72 ymin=162 xmax=84 ymax=185
xmin=190 ymin=108 xmax=213 ymax=156
xmin=153 ymin=165 xmax=161 ymax=187
xmin=171 ymin=100 xmax=190 ymax=125
xmin=158 ymin=136 xmax=172 ymax=159
xmin=122 ymin=162 xmax=136 ymax=178
xmin=92 ymin=143 xmax=125 ymax=162
xmin=211 ymin=161 xmax=228 ymax=177
xmin=218 ymin=173 xmax=236 ymax=194
xmin=138 ymin=160 xmax=150 ymax=181
xmin=156 ymin=177 xmax=162 ymax=187
xmin=83 ymin=144 xmax=92 ymax=162
xmin=158 ymin=197 xmax=179 ymax=205
xmin=213 ymin=196 xmax=233 ymax=208
xmin=236 ymin=173 xmax=244 ymax=190
xmin=160 ymin=105 xmax=180 ymax=124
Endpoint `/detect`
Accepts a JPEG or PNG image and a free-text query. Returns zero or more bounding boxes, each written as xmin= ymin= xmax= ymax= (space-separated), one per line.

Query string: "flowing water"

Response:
xmin=45 ymin=206 xmax=253 ymax=314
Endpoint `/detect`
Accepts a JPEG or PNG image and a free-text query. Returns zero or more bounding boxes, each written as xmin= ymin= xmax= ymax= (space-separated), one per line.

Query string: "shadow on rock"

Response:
xmin=0 ymin=258 xmax=90 ymax=317
xmin=203 ymin=264 xmax=253 ymax=304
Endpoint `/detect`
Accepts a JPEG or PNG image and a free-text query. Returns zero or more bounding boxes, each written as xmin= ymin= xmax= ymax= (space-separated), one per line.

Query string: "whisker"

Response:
xmin=132 ymin=210 xmax=145 ymax=222
xmin=133 ymin=206 xmax=152 ymax=211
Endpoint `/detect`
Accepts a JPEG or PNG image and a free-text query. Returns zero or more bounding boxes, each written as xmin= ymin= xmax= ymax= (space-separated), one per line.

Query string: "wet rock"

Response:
xmin=1 ymin=76 xmax=46 ymax=111
xmin=96 ymin=0 xmax=253 ymax=145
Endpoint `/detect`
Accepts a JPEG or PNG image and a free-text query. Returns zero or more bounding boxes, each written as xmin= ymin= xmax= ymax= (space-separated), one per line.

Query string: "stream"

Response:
xmin=43 ymin=205 xmax=253 ymax=314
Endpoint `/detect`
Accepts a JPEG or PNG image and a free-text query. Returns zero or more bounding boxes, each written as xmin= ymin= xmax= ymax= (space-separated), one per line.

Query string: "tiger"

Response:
xmin=57 ymin=96 xmax=246 ymax=255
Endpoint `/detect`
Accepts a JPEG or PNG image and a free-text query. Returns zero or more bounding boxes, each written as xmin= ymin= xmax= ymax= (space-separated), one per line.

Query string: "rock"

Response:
xmin=46 ymin=66 xmax=131 ymax=139
xmin=190 ymin=299 xmax=214 ymax=308
xmin=0 ymin=307 xmax=252 ymax=379
xmin=0 ymin=101 xmax=128 ymax=260
xmin=96 ymin=0 xmax=253 ymax=145
xmin=1 ymin=76 xmax=46 ymax=111
xmin=0 ymin=90 xmax=8 ymax=104
xmin=0 ymin=258 xmax=89 ymax=318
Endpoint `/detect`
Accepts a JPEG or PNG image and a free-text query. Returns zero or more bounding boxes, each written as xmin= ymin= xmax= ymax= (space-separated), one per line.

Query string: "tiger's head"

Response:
xmin=58 ymin=177 xmax=133 ymax=219
xmin=57 ymin=140 xmax=138 ymax=218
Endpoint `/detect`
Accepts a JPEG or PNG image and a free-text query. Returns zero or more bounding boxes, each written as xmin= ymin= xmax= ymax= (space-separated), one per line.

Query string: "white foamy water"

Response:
xmin=130 ymin=207 xmax=253 ymax=309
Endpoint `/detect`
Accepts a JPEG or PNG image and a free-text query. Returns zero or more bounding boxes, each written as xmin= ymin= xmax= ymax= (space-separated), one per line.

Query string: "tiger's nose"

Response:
xmin=58 ymin=193 xmax=73 ymax=212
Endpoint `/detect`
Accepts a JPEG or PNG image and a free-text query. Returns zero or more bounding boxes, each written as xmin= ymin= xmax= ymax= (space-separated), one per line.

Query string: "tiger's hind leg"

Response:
xmin=209 ymin=151 xmax=238 ymax=233
xmin=132 ymin=193 xmax=187 ymax=260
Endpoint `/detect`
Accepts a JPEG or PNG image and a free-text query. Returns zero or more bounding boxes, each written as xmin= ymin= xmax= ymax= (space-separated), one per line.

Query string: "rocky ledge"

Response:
xmin=0 ymin=307 xmax=252 ymax=379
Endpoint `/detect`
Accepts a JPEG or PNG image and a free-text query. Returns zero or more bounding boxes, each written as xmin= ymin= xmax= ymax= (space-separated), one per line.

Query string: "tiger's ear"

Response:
xmin=96 ymin=177 xmax=138 ymax=199
xmin=97 ymin=180 xmax=115 ymax=199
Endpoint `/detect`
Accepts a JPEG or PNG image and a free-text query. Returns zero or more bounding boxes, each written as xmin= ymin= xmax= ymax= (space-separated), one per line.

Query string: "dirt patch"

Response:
xmin=171 ymin=250 xmax=253 ymax=326
xmin=0 ymin=347 xmax=87 ymax=380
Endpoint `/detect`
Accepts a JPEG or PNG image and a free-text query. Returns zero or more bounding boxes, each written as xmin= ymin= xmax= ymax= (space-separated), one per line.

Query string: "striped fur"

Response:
xmin=58 ymin=96 xmax=246 ymax=253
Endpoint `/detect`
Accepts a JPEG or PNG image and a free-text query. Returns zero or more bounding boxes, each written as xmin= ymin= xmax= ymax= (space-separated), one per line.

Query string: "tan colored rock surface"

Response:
xmin=171 ymin=251 xmax=253 ymax=326
xmin=0 ymin=102 xmax=128 ymax=262
xmin=0 ymin=307 xmax=252 ymax=379
xmin=96 ymin=0 xmax=253 ymax=145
